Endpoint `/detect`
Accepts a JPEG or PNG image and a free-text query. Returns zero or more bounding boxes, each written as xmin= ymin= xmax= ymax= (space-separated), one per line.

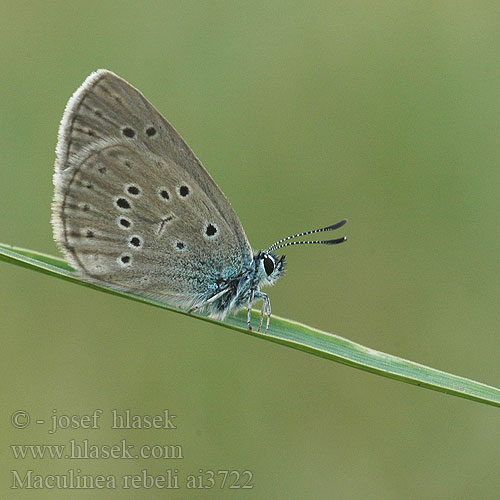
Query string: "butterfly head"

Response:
xmin=255 ymin=251 xmax=286 ymax=286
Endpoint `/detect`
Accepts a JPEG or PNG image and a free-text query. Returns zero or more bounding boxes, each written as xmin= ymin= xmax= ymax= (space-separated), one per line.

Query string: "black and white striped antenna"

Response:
xmin=267 ymin=219 xmax=347 ymax=252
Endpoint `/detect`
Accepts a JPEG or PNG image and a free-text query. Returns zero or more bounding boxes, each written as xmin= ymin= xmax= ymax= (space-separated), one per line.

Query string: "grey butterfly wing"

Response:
xmin=52 ymin=69 xmax=253 ymax=308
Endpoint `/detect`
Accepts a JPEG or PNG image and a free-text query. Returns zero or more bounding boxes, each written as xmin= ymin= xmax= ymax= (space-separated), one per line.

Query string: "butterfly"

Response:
xmin=51 ymin=70 xmax=346 ymax=333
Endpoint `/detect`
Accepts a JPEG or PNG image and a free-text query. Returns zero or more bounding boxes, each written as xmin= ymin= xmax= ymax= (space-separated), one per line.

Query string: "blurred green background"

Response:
xmin=2 ymin=1 xmax=500 ymax=498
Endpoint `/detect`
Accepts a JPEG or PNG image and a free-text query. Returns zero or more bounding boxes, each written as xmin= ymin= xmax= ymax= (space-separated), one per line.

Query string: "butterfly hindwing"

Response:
xmin=52 ymin=70 xmax=252 ymax=308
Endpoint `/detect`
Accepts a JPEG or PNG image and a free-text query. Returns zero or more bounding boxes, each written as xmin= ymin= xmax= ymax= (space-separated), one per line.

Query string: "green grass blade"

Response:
xmin=2 ymin=242 xmax=500 ymax=408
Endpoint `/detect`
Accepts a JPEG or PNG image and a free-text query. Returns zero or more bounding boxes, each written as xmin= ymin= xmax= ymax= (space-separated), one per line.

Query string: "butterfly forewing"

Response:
xmin=52 ymin=70 xmax=252 ymax=307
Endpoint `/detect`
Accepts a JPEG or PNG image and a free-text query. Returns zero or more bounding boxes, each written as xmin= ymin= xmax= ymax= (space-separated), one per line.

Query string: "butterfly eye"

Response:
xmin=263 ymin=256 xmax=275 ymax=276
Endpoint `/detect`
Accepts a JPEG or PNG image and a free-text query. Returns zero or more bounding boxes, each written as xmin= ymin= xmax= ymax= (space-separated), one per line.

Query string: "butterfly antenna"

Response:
xmin=267 ymin=219 xmax=347 ymax=252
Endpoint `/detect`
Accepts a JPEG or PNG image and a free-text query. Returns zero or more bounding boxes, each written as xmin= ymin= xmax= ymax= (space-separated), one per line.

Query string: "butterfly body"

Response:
xmin=194 ymin=250 xmax=285 ymax=324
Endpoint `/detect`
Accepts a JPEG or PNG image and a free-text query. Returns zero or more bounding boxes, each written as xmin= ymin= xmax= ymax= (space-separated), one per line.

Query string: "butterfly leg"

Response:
xmin=188 ymin=288 xmax=230 ymax=314
xmin=253 ymin=292 xmax=270 ymax=333
xmin=264 ymin=295 xmax=271 ymax=333
xmin=258 ymin=301 xmax=265 ymax=332
xmin=247 ymin=290 xmax=255 ymax=330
